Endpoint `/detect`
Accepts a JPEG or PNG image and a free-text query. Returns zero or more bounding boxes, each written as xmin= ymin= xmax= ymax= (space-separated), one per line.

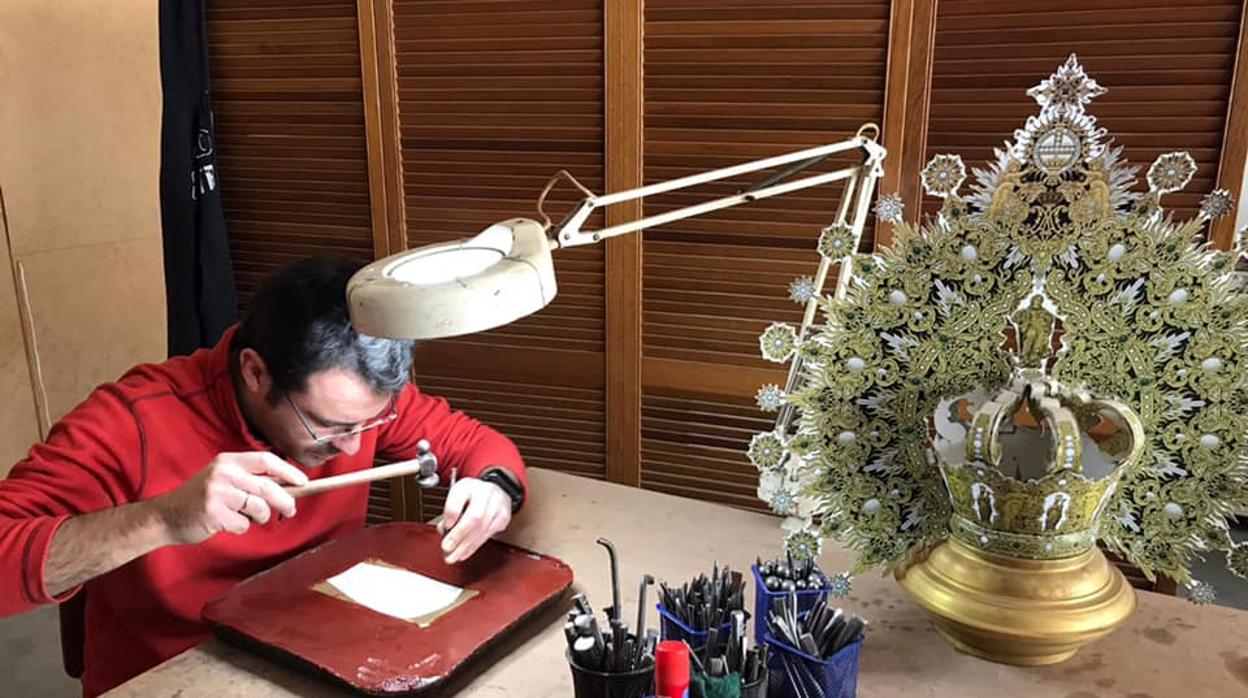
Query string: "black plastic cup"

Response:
xmin=566 ymin=648 xmax=655 ymax=698
xmin=741 ymin=665 xmax=770 ymax=698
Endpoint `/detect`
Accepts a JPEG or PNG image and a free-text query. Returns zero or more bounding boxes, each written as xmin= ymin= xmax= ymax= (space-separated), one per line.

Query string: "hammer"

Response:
xmin=284 ymin=439 xmax=439 ymax=498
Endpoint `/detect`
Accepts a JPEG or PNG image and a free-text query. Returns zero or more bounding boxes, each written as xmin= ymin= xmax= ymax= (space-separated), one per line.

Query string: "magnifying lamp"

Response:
xmin=347 ymin=126 xmax=886 ymax=341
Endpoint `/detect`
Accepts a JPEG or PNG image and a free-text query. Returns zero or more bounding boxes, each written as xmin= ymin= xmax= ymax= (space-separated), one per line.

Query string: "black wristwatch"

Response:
xmin=479 ymin=468 xmax=525 ymax=513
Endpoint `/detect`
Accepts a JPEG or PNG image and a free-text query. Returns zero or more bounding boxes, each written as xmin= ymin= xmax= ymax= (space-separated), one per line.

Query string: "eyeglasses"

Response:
xmin=286 ymin=394 xmax=398 ymax=445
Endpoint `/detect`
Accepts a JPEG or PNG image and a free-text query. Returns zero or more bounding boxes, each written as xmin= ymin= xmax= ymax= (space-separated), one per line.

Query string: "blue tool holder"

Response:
xmin=751 ymin=563 xmax=828 ymax=645
xmin=656 ymin=603 xmax=745 ymax=651
xmin=763 ymin=632 xmax=863 ymax=698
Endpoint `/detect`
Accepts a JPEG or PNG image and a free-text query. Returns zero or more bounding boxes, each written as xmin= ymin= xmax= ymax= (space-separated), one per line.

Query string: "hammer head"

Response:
xmin=414 ymin=438 xmax=440 ymax=487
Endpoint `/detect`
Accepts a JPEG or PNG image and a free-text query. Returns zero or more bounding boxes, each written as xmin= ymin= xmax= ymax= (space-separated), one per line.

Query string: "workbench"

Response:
xmin=105 ymin=468 xmax=1248 ymax=697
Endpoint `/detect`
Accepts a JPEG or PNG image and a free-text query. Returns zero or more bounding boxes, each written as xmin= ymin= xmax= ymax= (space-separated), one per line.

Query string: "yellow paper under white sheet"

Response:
xmin=325 ymin=561 xmax=466 ymax=622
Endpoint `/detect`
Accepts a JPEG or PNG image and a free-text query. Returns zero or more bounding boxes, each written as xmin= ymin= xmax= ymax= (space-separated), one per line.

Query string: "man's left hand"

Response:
xmin=438 ymin=477 xmax=512 ymax=563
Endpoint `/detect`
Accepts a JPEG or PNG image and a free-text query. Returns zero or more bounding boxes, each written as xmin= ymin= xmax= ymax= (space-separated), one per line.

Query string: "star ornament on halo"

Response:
xmin=1228 ymin=543 xmax=1248 ymax=580
xmin=789 ymin=276 xmax=817 ymax=304
xmin=827 ymin=572 xmax=853 ymax=598
xmin=756 ymin=383 xmax=785 ymax=412
xmin=1199 ymin=189 xmax=1234 ymax=220
xmin=818 ymin=222 xmax=857 ymax=260
xmin=1147 ymin=152 xmax=1197 ymax=194
xmin=873 ymin=193 xmax=904 ymax=224
xmin=748 ymin=431 xmax=786 ymax=470
xmin=921 ymin=154 xmax=966 ymax=199
xmin=1186 ymin=580 xmax=1217 ymax=606
xmin=769 ymin=488 xmax=797 ymax=516
xmin=784 ymin=527 xmax=823 ymax=561
xmin=759 ymin=322 xmax=799 ymax=363
xmin=1026 ymin=53 xmax=1107 ymax=113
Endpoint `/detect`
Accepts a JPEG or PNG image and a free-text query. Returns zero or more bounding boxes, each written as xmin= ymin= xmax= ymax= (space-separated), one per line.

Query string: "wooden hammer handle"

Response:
xmin=283 ymin=458 xmax=428 ymax=498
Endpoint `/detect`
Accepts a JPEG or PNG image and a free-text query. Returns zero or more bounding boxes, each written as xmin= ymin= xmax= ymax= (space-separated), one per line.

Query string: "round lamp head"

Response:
xmin=347 ymin=218 xmax=557 ymax=339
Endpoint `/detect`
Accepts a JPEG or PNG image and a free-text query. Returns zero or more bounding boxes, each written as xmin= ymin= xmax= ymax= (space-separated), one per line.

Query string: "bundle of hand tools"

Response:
xmin=765 ymin=593 xmax=866 ymax=698
xmin=756 ymin=553 xmax=829 ymax=593
xmin=564 ymin=538 xmax=658 ymax=673
xmin=767 ymin=593 xmax=865 ymax=660
xmin=685 ymin=610 xmax=768 ymax=686
xmin=564 ymin=592 xmax=658 ymax=673
xmin=658 ymin=562 xmax=746 ymax=631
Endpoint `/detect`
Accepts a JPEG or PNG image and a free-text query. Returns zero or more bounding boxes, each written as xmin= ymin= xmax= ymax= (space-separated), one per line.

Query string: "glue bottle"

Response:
xmin=655 ymin=640 xmax=690 ymax=698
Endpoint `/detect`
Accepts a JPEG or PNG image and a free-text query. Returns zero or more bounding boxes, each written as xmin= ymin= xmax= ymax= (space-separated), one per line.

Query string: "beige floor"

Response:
xmin=3 ymin=525 xmax=1245 ymax=697
xmin=0 ymin=604 xmax=80 ymax=698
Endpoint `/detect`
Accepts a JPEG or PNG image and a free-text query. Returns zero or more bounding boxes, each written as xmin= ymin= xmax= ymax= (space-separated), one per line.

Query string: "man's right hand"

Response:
xmin=151 ymin=452 xmax=309 ymax=545
xmin=45 ymin=453 xmax=311 ymax=596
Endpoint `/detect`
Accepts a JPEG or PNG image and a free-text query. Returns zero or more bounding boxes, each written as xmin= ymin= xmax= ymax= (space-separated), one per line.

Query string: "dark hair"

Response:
xmin=231 ymin=257 xmax=414 ymax=400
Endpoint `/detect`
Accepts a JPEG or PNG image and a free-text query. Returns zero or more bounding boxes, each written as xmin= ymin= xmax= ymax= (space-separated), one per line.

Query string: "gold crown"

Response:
xmin=935 ymin=376 xmax=1146 ymax=559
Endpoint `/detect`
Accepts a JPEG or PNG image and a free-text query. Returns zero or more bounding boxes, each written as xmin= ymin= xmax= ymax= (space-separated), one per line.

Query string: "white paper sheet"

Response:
xmin=326 ymin=562 xmax=465 ymax=621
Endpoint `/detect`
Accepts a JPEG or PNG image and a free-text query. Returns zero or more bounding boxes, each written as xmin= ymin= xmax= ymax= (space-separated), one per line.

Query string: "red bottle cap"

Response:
xmin=655 ymin=640 xmax=691 ymax=698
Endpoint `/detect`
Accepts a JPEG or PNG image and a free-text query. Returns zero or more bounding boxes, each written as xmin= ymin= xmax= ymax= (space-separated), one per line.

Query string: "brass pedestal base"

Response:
xmin=895 ymin=538 xmax=1137 ymax=666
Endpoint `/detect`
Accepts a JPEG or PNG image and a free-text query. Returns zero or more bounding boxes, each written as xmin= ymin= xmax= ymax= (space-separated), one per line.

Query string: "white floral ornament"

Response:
xmin=874 ymin=193 xmax=904 ymax=223
xmin=827 ymin=572 xmax=853 ymax=598
xmin=818 ymin=222 xmax=856 ymax=260
xmin=1147 ymin=152 xmax=1197 ymax=194
xmin=748 ymin=431 xmax=786 ymax=470
xmin=1199 ymin=189 xmax=1234 ymax=220
xmin=789 ymin=276 xmax=817 ymax=304
xmin=759 ymin=322 xmax=798 ymax=363
xmin=921 ymin=154 xmax=966 ymax=198
xmin=1025 ymin=53 xmax=1106 ymax=112
xmin=781 ymin=515 xmax=811 ymax=534
xmin=1186 ymin=580 xmax=1216 ymax=606
xmin=756 ymin=384 xmax=785 ymax=412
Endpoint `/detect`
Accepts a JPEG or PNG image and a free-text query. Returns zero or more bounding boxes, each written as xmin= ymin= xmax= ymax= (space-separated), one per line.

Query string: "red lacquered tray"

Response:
xmin=202 ymin=522 xmax=573 ymax=695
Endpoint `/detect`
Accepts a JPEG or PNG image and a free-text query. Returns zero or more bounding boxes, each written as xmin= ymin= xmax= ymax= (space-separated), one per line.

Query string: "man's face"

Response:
xmin=238 ymin=350 xmax=394 ymax=467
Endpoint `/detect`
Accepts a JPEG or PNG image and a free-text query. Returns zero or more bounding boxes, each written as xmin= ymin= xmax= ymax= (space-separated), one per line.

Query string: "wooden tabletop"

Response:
xmin=105 ymin=468 xmax=1248 ymax=697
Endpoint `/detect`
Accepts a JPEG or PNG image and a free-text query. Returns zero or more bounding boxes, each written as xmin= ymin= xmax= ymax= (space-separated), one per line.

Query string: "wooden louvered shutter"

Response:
xmin=391 ymin=0 xmax=608 ymax=517
xmin=639 ymin=1 xmax=893 ymax=511
xmin=206 ymin=0 xmax=1246 ymax=522
xmin=206 ymin=0 xmax=376 ymax=306
xmin=206 ymin=1 xmax=403 ymax=522
xmin=925 ymin=0 xmax=1247 ymax=237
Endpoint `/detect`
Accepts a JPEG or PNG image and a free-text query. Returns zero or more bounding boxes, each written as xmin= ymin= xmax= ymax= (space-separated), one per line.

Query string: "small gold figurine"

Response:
xmin=988 ymin=160 xmax=1024 ymax=218
xmin=1012 ymin=296 xmax=1056 ymax=369
xmin=1084 ymin=160 xmax=1112 ymax=219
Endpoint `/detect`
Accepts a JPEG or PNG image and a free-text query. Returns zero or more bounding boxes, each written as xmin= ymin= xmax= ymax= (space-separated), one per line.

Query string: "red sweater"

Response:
xmin=0 ymin=328 xmax=526 ymax=696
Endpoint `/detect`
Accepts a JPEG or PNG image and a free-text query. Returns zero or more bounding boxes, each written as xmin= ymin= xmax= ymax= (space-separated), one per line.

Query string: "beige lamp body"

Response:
xmin=347 ymin=219 xmax=556 ymax=340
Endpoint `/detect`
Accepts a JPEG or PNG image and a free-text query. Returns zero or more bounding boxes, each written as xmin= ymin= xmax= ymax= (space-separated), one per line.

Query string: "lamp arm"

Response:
xmin=539 ymin=126 xmax=888 ymax=445
xmin=773 ymin=155 xmax=883 ymax=438
xmin=536 ymin=126 xmax=889 ymax=464
xmin=547 ymin=132 xmax=887 ymax=249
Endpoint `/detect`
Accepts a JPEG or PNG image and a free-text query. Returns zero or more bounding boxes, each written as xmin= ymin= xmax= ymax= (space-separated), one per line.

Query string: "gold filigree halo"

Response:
xmin=751 ymin=54 xmax=1248 ymax=602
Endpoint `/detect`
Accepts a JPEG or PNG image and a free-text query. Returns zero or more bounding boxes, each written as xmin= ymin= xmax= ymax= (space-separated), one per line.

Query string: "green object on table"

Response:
xmin=691 ymin=671 xmax=742 ymax=698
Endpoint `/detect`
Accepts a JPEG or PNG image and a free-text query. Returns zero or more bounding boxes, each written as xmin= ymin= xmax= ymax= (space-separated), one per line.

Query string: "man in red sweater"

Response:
xmin=0 ymin=258 xmax=528 ymax=696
